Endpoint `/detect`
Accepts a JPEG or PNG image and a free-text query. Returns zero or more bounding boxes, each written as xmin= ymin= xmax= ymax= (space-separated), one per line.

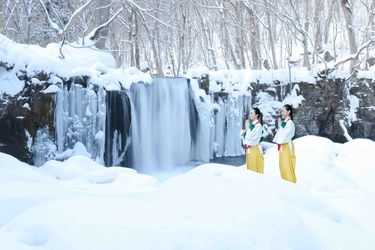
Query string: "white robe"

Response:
xmin=273 ymin=119 xmax=295 ymax=152
xmin=240 ymin=121 xmax=263 ymax=154
xmin=244 ymin=123 xmax=263 ymax=146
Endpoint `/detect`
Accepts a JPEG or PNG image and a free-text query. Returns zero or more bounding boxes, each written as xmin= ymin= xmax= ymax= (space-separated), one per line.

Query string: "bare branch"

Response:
xmin=1 ymin=4 xmax=16 ymax=34
xmin=38 ymin=0 xmax=63 ymax=35
xmin=333 ymin=40 xmax=375 ymax=69
xmin=59 ymin=37 xmax=65 ymax=59
xmin=87 ymin=6 xmax=124 ymax=42
xmin=64 ymin=0 xmax=95 ymax=33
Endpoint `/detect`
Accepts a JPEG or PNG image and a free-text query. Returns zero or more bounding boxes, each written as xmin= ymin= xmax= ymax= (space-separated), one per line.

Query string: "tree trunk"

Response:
xmin=220 ymin=1 xmax=240 ymax=69
xmin=265 ymin=0 xmax=278 ymax=69
xmin=180 ymin=1 xmax=186 ymax=74
xmin=303 ymin=0 xmax=311 ymax=70
xmin=313 ymin=0 xmax=323 ymax=63
xmin=193 ymin=3 xmax=209 ymax=67
xmin=193 ymin=1 xmax=217 ymax=70
xmin=340 ymin=0 xmax=358 ymax=73
xmin=129 ymin=9 xmax=135 ymax=67
xmin=134 ymin=10 xmax=140 ymax=70
xmin=323 ymin=0 xmax=336 ymax=44
xmin=370 ymin=1 xmax=375 ymax=34
xmin=153 ymin=0 xmax=163 ymax=76
xmin=94 ymin=0 xmax=110 ymax=50
xmin=235 ymin=1 xmax=245 ymax=69
xmin=246 ymin=3 xmax=261 ymax=69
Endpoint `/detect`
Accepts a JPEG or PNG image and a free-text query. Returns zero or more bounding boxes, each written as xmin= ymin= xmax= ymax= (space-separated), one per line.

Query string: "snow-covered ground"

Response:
xmin=1 ymin=136 xmax=375 ymax=250
xmin=2 ymin=33 xmax=375 ymax=249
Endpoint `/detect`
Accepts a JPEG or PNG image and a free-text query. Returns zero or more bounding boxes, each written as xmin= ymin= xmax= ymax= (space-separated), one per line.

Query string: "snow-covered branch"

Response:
xmin=333 ymin=40 xmax=375 ymax=69
xmin=64 ymin=0 xmax=95 ymax=34
xmin=38 ymin=0 xmax=63 ymax=35
xmin=87 ymin=6 xmax=124 ymax=41
xmin=339 ymin=120 xmax=353 ymax=142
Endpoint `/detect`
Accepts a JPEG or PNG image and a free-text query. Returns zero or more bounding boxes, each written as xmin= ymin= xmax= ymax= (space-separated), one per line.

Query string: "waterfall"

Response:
xmin=189 ymin=79 xmax=212 ymax=162
xmin=224 ymin=94 xmax=243 ymax=156
xmin=214 ymin=97 xmax=226 ymax=157
xmin=55 ymin=83 xmax=65 ymax=153
xmin=127 ymin=77 xmax=193 ymax=174
xmin=49 ymin=77 xmax=250 ymax=171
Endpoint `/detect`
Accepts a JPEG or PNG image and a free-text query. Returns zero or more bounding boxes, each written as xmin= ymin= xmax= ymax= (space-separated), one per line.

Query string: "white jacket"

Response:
xmin=273 ymin=119 xmax=295 ymax=144
xmin=240 ymin=121 xmax=263 ymax=146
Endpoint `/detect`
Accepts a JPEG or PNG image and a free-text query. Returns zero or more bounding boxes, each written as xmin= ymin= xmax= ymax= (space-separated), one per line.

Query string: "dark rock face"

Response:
xmin=348 ymin=79 xmax=375 ymax=140
xmin=0 ymin=95 xmax=31 ymax=163
xmin=104 ymin=91 xmax=131 ymax=167
xmin=296 ymin=79 xmax=347 ymax=142
xmin=197 ymin=74 xmax=210 ymax=95
xmin=249 ymin=78 xmax=374 ymax=143
xmin=0 ymin=85 xmax=55 ymax=164
xmin=298 ymin=78 xmax=375 ymax=142
xmin=0 ymin=68 xmax=104 ymax=166
xmin=1 ymin=67 xmax=374 ymax=165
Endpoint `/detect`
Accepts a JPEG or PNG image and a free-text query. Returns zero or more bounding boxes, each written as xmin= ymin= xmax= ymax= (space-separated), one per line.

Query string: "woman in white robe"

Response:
xmin=240 ymin=108 xmax=264 ymax=173
xmin=273 ymin=104 xmax=297 ymax=183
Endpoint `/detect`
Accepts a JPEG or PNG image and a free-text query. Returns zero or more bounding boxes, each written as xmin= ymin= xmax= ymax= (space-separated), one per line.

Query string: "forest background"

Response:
xmin=1 ymin=0 xmax=375 ymax=78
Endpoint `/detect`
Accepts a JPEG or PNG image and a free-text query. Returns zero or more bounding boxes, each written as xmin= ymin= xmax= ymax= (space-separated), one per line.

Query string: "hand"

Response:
xmin=240 ymin=129 xmax=246 ymax=136
xmin=278 ymin=117 xmax=281 ymax=128
xmin=245 ymin=119 xmax=250 ymax=128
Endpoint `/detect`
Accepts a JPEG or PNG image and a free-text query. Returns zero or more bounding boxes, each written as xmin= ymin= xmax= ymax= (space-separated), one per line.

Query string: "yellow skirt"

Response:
xmin=279 ymin=142 xmax=297 ymax=183
xmin=246 ymin=145 xmax=264 ymax=174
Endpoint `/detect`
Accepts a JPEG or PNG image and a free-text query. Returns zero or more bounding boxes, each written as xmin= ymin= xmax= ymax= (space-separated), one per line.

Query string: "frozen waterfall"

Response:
xmin=127 ymin=78 xmax=197 ymax=173
xmin=213 ymin=94 xmax=251 ymax=157
xmin=38 ymin=77 xmax=251 ymax=171
xmin=53 ymin=83 xmax=106 ymax=165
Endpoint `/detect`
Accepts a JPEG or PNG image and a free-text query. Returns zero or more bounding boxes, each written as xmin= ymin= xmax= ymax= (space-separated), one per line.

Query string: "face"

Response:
xmin=281 ymin=106 xmax=290 ymax=119
xmin=250 ymin=109 xmax=257 ymax=121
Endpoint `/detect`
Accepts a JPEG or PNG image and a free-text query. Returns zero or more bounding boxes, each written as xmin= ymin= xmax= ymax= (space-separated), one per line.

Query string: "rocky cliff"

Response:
xmin=249 ymin=77 xmax=375 ymax=143
xmin=1 ymin=69 xmax=374 ymax=165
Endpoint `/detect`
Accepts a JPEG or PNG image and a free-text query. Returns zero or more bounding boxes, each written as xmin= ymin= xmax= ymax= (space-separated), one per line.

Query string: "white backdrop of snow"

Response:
xmin=0 ymin=136 xmax=375 ymax=249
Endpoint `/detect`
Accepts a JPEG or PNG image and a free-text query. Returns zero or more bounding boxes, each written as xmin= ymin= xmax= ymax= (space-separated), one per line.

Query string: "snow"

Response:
xmin=0 ymin=66 xmax=24 ymax=96
xmin=348 ymin=94 xmax=359 ymax=122
xmin=1 ymin=32 xmax=375 ymax=249
xmin=185 ymin=66 xmax=210 ymax=79
xmin=357 ymin=70 xmax=375 ymax=79
xmin=0 ymin=34 xmax=151 ymax=96
xmin=54 ymin=142 xmax=92 ymax=162
xmin=41 ymin=84 xmax=59 ymax=94
xmin=283 ymin=84 xmax=305 ymax=108
xmin=1 ymin=136 xmax=375 ymax=249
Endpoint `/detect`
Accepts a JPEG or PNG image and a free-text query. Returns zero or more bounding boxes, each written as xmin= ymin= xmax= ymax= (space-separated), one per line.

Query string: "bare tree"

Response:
xmin=1 ymin=0 xmax=374 ymax=76
xmin=302 ymin=0 xmax=311 ymax=70
xmin=135 ymin=1 xmax=163 ymax=76
xmin=93 ymin=0 xmax=110 ymax=50
xmin=233 ymin=1 xmax=246 ymax=69
xmin=340 ymin=0 xmax=358 ymax=73
xmin=192 ymin=0 xmax=218 ymax=70
xmin=245 ymin=2 xmax=262 ymax=70
xmin=218 ymin=0 xmax=244 ymax=69
xmin=313 ymin=0 xmax=323 ymax=63
xmin=37 ymin=0 xmax=123 ymax=58
xmin=38 ymin=0 xmax=94 ymax=42
xmin=263 ymin=0 xmax=278 ymax=69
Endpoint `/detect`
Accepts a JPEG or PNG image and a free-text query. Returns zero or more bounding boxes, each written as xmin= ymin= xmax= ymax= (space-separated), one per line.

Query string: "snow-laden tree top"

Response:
xmin=1 ymin=0 xmax=375 ymax=77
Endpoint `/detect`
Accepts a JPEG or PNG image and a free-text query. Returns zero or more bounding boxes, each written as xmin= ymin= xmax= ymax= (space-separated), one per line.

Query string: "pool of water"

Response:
xmin=146 ymin=156 xmax=245 ymax=182
xmin=209 ymin=156 xmax=245 ymax=167
xmin=146 ymin=143 xmax=276 ymax=182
